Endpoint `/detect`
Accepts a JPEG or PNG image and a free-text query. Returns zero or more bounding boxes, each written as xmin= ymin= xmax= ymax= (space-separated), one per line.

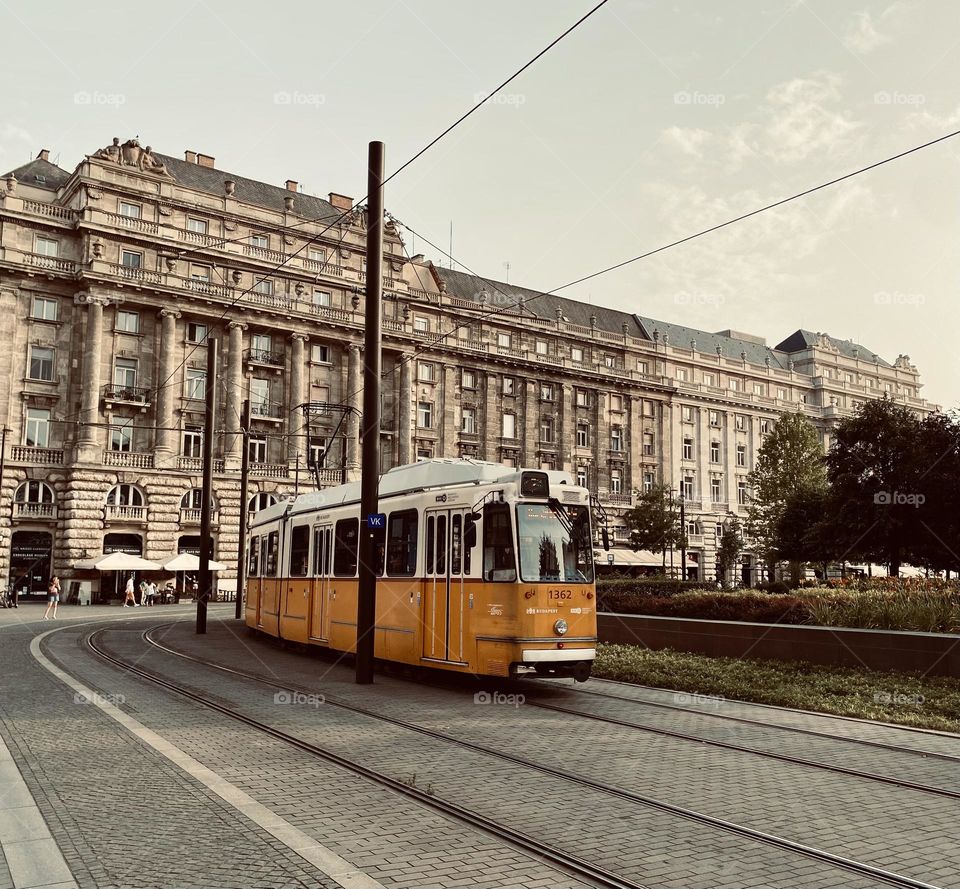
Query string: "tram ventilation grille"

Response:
xmin=561 ymin=490 xmax=581 ymax=502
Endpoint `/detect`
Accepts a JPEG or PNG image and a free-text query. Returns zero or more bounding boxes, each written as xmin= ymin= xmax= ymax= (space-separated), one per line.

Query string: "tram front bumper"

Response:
xmin=520 ymin=648 xmax=596 ymax=662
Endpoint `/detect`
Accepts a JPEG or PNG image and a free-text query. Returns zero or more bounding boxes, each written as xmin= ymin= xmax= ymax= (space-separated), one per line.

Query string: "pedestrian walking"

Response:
xmin=123 ymin=574 xmax=138 ymax=607
xmin=42 ymin=576 xmax=61 ymax=620
xmin=145 ymin=579 xmax=157 ymax=606
xmin=138 ymin=579 xmax=147 ymax=606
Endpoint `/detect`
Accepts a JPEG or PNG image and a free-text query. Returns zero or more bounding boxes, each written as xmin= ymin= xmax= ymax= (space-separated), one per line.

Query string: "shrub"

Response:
xmin=806 ymin=587 xmax=960 ymax=633
xmin=596 ymin=577 xmax=704 ymax=602
xmin=601 ymin=589 xmax=811 ymax=624
xmin=756 ymin=580 xmax=791 ymax=595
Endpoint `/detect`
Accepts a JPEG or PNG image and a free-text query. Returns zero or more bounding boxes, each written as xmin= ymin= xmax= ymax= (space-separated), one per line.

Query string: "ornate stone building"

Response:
xmin=0 ymin=140 xmax=933 ymax=594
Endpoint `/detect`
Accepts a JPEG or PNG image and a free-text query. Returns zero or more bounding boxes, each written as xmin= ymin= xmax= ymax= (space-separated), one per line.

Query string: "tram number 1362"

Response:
xmin=548 ymin=589 xmax=573 ymax=600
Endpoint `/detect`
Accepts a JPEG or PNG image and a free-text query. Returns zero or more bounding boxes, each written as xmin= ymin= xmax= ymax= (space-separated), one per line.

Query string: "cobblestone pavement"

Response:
xmin=3 ymin=607 xmax=958 ymax=888
xmin=94 ymin=615 xmax=951 ymax=888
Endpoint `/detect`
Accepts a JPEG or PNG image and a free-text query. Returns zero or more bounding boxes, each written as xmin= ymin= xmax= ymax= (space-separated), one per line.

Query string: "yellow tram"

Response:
xmin=245 ymin=459 xmax=597 ymax=681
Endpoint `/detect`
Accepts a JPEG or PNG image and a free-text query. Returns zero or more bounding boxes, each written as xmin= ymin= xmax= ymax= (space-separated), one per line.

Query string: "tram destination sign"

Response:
xmin=365 ymin=513 xmax=386 ymax=529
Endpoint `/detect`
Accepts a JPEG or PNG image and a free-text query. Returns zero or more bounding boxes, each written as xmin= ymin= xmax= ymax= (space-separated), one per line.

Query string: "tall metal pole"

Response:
xmin=355 ymin=140 xmax=384 ymax=685
xmin=197 ymin=337 xmax=218 ymax=634
xmin=235 ymin=398 xmax=250 ymax=621
xmin=679 ymin=493 xmax=686 ymax=582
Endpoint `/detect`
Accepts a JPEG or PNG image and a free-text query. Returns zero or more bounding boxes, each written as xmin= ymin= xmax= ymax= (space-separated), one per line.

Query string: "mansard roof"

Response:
xmin=2 ymin=157 xmax=71 ymax=191
xmin=633 ymin=316 xmax=791 ymax=369
xmin=776 ymin=329 xmax=892 ymax=367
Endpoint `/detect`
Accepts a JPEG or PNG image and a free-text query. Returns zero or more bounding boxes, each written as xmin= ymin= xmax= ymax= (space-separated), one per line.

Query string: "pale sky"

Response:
xmin=2 ymin=0 xmax=957 ymax=406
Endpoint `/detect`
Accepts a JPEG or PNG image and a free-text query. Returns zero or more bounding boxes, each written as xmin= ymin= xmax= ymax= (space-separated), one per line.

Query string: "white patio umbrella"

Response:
xmin=161 ymin=553 xmax=227 ymax=572
xmin=75 ymin=552 xmax=163 ymax=572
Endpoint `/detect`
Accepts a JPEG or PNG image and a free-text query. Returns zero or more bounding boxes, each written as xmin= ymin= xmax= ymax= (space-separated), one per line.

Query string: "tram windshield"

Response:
xmin=516 ymin=503 xmax=594 ymax=583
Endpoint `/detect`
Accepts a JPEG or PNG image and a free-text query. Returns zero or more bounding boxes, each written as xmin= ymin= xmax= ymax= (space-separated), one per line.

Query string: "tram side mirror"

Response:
xmin=465 ymin=514 xmax=479 ymax=549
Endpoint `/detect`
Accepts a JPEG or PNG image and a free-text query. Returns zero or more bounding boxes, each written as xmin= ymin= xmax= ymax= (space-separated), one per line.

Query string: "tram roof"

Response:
xmin=253 ymin=459 xmax=575 ymax=524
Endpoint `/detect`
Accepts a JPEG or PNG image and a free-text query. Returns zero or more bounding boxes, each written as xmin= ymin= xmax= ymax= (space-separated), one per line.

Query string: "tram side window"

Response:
xmin=248 ymin=536 xmax=260 ymax=576
xmin=386 ymin=509 xmax=418 ymax=576
xmin=373 ymin=523 xmax=386 ymax=577
xmin=426 ymin=516 xmax=435 ymax=574
xmin=264 ymin=531 xmax=279 ymax=577
xmin=313 ymin=527 xmax=326 ymax=576
xmin=290 ymin=525 xmax=310 ymax=577
xmin=333 ymin=518 xmax=359 ymax=576
xmin=483 ymin=503 xmax=516 ymax=582
xmin=451 ymin=514 xmax=462 ymax=575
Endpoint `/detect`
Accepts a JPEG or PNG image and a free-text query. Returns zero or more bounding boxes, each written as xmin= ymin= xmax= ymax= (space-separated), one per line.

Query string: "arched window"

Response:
xmin=180 ymin=489 xmax=217 ymax=511
xmin=106 ymin=484 xmax=144 ymax=507
xmin=15 ymin=481 xmax=55 ymax=504
xmin=248 ymin=492 xmax=277 ymax=513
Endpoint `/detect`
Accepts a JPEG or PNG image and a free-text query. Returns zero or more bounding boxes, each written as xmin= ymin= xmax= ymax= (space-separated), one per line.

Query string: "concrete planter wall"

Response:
xmin=598 ymin=612 xmax=960 ymax=678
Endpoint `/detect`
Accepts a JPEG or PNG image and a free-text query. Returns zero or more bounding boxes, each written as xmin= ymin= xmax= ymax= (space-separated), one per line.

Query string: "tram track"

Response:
xmin=82 ymin=622 xmax=949 ymax=889
xmin=529 ymin=680 xmax=960 ymax=764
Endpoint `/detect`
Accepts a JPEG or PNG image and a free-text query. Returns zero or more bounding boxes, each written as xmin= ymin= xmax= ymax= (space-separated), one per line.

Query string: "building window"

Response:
xmin=413 ymin=316 xmax=430 ymax=333
xmin=251 ymin=378 xmax=270 ymax=413
xmin=710 ymin=441 xmax=720 ymax=463
xmin=25 ymin=408 xmax=50 ymax=448
xmin=106 ymin=484 xmax=143 ymax=507
xmin=117 ymin=310 xmax=140 ymax=333
xmin=186 ymin=217 xmax=208 ymax=234
xmin=540 ymin=459 xmax=555 ymax=472
xmin=682 ymin=437 xmax=693 ymax=460
xmin=604 ymin=354 xmax=616 ymax=369
xmin=497 ymin=332 xmax=511 ymax=349
xmin=308 ymin=438 xmax=327 ymax=468
xmin=777 ymin=387 xmax=788 ymax=400
xmin=572 ymin=346 xmax=584 ymax=363
xmin=682 ymin=475 xmax=694 ymax=500
xmin=249 ymin=436 xmax=267 ymax=463
xmin=461 ymin=407 xmax=476 ymax=434
xmin=753 ymin=382 xmax=765 ymax=396
xmin=502 ymin=376 xmax=515 ymax=396
xmin=502 ymin=413 xmax=516 ymax=439
xmin=643 ymin=471 xmax=655 ymax=493
xmin=185 ymin=368 xmax=207 ymax=399
xmin=250 ymin=233 xmax=269 ymax=249
xmin=113 ymin=357 xmax=137 ymax=389
xmin=312 ymin=290 xmax=332 ymax=309
xmin=28 ymin=346 xmax=54 ymax=381
xmin=30 ymin=296 xmax=58 ymax=321
xmin=735 ymin=415 xmax=746 ymax=431
xmin=110 ymin=418 xmax=133 ymax=452
xmin=418 ymin=362 xmax=435 ymax=383
xmin=191 ymin=264 xmax=211 ymax=282
xmin=540 ymin=417 xmax=555 ymax=443
xmin=417 ymin=402 xmax=433 ymax=429
xmin=676 ymin=367 xmax=689 ymax=382
xmin=119 ymin=201 xmax=142 ymax=219
xmin=462 ymin=369 xmax=477 ymax=389
xmin=308 ymin=247 xmax=326 ymax=264
xmin=501 ymin=455 xmax=516 ymax=468
xmin=711 ymin=476 xmax=722 ymax=503
xmin=180 ymin=489 xmax=213 ymax=512
xmin=417 ymin=447 xmax=433 ymax=461
xmin=760 ymin=419 xmax=770 ymax=434
xmin=15 ymin=481 xmax=54 ymax=507
xmin=642 ymin=432 xmax=654 ymax=456
xmin=253 ymin=278 xmax=273 ymax=295
xmin=577 ymin=467 xmax=588 ymax=488
xmin=576 ymin=422 xmax=589 ymax=448
xmin=609 ymin=394 xmax=623 ymax=411
xmin=120 ymin=250 xmax=142 ymax=269
xmin=611 ymin=469 xmax=623 ymax=495
xmin=540 ymin=383 xmax=554 ymax=401
xmin=610 ymin=426 xmax=623 ymax=452
xmin=35 ymin=236 xmax=59 ymax=257
xmin=186 ymin=322 xmax=208 ymax=343
xmin=643 ymin=400 xmax=654 ymax=417
xmin=703 ymin=372 xmax=715 ymax=387
xmin=535 ymin=340 xmax=548 ymax=355
xmin=311 ymin=343 xmax=330 ymax=363
xmin=182 ymin=426 xmax=203 ymax=458
xmin=738 ymin=480 xmax=749 ymax=505
xmin=575 ymin=389 xmax=590 ymax=407
xmin=737 ymin=444 xmax=746 ymax=467
xmin=681 ymin=406 xmax=693 ymax=422
xmin=709 ymin=410 xmax=720 ymax=426
xmin=729 ymin=378 xmax=741 ymax=392
xmin=637 ymin=360 xmax=649 ymax=374
xmin=686 ymin=520 xmax=701 ymax=536
xmin=248 ymin=492 xmax=277 ymax=513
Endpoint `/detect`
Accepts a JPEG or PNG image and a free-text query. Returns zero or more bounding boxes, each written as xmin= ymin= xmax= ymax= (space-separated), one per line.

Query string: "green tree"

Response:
xmin=823 ymin=397 xmax=926 ymax=577
xmin=912 ymin=410 xmax=960 ymax=574
xmin=716 ymin=519 xmax=744 ymax=589
xmin=623 ymin=483 xmax=684 ymax=564
xmin=746 ymin=411 xmax=828 ymax=580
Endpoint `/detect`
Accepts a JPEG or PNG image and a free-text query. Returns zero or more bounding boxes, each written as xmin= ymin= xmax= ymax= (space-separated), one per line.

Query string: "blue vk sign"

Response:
xmin=366 ymin=513 xmax=386 ymax=529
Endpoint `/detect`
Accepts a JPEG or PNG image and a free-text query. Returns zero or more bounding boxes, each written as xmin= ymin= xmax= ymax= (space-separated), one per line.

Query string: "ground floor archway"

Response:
xmin=9 ymin=531 xmax=52 ymax=599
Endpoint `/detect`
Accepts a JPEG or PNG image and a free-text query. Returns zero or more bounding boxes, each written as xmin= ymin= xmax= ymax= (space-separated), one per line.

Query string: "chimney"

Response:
xmin=285 ymin=179 xmax=298 ymax=192
xmin=411 ymin=254 xmax=425 ymax=263
xmin=184 ymin=150 xmax=197 ymax=163
xmin=196 ymin=153 xmax=215 ymax=168
xmin=328 ymin=192 xmax=353 ymax=211
xmin=36 ymin=149 xmax=50 ymax=162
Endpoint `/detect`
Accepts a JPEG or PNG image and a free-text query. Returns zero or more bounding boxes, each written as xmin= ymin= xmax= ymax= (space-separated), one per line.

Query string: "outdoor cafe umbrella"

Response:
xmin=161 ymin=553 xmax=227 ymax=601
xmin=74 ymin=552 xmax=163 ymax=572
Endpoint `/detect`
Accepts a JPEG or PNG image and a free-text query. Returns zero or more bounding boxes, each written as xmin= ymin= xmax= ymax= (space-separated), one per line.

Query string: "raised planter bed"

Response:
xmin=598 ymin=612 xmax=960 ymax=678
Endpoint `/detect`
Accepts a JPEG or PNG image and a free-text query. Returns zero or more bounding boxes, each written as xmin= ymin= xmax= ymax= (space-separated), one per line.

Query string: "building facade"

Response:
xmin=0 ymin=139 xmax=933 ymax=594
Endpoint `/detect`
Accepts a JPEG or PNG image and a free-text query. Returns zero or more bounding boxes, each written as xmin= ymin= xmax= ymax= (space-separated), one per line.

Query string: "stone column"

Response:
xmin=346 ymin=343 xmax=361 ymax=478
xmin=287 ymin=333 xmax=308 ymax=466
xmin=155 ymin=308 xmax=180 ymax=458
xmin=225 ymin=321 xmax=246 ymax=464
xmin=398 ymin=355 xmax=412 ymax=465
xmin=74 ymin=292 xmax=109 ymax=462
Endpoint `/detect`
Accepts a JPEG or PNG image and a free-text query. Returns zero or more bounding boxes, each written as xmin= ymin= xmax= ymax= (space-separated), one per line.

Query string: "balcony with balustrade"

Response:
xmin=179 ymin=508 xmax=219 ymax=526
xmin=102 ymin=451 xmax=155 ymax=469
xmin=249 ymin=462 xmax=290 ymax=478
xmin=102 ymin=384 xmax=152 ymax=408
xmin=13 ymin=502 xmax=57 ymax=521
xmin=10 ymin=446 xmax=64 ymax=465
xmin=250 ymin=401 xmax=285 ymax=421
xmin=177 ymin=456 xmax=225 ymax=473
xmin=105 ymin=504 xmax=147 ymax=523
xmin=245 ymin=349 xmax=285 ymax=369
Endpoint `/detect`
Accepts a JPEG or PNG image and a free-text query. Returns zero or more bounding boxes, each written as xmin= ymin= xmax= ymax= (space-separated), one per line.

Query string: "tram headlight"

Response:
xmin=553 ymin=619 xmax=569 ymax=636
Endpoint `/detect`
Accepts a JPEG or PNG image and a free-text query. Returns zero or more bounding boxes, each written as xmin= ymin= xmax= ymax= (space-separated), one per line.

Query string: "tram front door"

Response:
xmin=422 ymin=509 xmax=468 ymax=663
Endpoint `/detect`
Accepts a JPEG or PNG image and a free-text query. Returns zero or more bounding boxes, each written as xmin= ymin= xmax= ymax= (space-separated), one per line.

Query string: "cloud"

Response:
xmin=662 ymin=126 xmax=713 ymax=158
xmin=843 ymin=3 xmax=909 ymax=55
